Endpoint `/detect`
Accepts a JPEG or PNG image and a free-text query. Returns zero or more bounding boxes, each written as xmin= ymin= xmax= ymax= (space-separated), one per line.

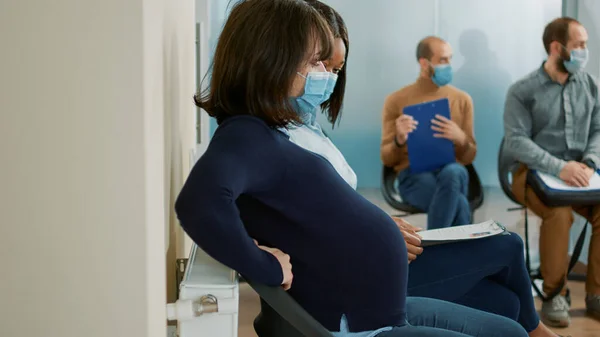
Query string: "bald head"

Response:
xmin=416 ymin=36 xmax=451 ymax=62
xmin=416 ymin=36 xmax=453 ymax=81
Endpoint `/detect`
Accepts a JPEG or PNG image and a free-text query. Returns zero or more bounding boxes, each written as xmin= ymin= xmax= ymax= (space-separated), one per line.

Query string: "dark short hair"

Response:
xmin=542 ymin=17 xmax=581 ymax=54
xmin=306 ymin=0 xmax=348 ymax=126
xmin=415 ymin=36 xmax=446 ymax=61
xmin=195 ymin=0 xmax=334 ymax=128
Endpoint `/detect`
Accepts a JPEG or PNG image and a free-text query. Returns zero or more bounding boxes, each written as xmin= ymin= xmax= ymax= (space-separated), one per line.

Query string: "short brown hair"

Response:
xmin=542 ymin=17 xmax=581 ymax=54
xmin=195 ymin=0 xmax=334 ymax=128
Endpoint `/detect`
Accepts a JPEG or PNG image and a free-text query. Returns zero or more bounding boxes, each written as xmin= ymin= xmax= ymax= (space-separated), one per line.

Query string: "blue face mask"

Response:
xmin=431 ymin=64 xmax=453 ymax=87
xmin=563 ymin=48 xmax=589 ymax=74
xmin=323 ymin=73 xmax=338 ymax=103
xmin=294 ymin=71 xmax=336 ymax=123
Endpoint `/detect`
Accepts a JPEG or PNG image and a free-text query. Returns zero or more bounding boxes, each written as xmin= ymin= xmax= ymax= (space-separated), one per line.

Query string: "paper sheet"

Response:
xmin=418 ymin=220 xmax=506 ymax=244
xmin=537 ymin=171 xmax=600 ymax=191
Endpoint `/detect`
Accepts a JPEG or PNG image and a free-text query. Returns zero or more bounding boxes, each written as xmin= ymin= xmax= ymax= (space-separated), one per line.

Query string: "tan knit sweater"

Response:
xmin=380 ymin=77 xmax=477 ymax=173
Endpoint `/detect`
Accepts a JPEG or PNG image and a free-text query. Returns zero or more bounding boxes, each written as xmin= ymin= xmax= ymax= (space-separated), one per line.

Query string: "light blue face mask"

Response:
xmin=323 ymin=73 xmax=338 ymax=102
xmin=431 ymin=64 xmax=453 ymax=87
xmin=294 ymin=71 xmax=337 ymax=123
xmin=563 ymin=48 xmax=589 ymax=74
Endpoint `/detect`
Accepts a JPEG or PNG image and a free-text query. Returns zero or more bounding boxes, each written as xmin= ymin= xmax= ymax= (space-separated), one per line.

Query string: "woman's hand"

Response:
xmin=254 ymin=240 xmax=293 ymax=290
xmin=391 ymin=217 xmax=424 ymax=263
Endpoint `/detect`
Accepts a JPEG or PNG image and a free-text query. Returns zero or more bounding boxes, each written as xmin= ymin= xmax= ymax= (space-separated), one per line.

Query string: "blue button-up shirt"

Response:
xmin=502 ymin=63 xmax=600 ymax=176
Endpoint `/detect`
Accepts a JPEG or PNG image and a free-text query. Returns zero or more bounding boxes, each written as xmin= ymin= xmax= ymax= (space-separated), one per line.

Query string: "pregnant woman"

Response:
xmin=176 ymin=1 xmax=541 ymax=336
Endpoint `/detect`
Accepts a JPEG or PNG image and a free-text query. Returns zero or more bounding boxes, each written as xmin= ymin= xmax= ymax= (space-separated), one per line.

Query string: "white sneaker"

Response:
xmin=586 ymin=294 xmax=600 ymax=320
xmin=541 ymin=295 xmax=571 ymax=327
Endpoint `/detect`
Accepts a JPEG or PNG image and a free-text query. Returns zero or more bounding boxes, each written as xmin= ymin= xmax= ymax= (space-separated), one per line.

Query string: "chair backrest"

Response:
xmin=381 ymin=166 xmax=423 ymax=213
xmin=466 ymin=164 xmax=484 ymax=211
xmin=382 ymin=164 xmax=484 ymax=214
xmin=246 ymin=279 xmax=332 ymax=337
xmin=497 ymin=137 xmax=522 ymax=205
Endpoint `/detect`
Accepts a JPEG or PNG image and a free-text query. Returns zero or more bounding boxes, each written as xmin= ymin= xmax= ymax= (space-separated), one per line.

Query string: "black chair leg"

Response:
xmin=568 ymin=273 xmax=586 ymax=282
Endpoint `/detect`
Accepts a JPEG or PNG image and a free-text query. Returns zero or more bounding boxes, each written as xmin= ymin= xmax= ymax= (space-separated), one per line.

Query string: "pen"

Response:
xmin=470 ymin=231 xmax=491 ymax=238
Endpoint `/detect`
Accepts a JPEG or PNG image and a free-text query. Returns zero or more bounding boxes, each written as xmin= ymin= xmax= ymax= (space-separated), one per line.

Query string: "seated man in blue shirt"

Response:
xmin=502 ymin=16 xmax=600 ymax=327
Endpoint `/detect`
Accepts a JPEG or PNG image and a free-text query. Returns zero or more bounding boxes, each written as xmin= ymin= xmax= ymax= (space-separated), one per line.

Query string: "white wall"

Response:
xmin=0 ymin=0 xmax=195 ymax=336
xmin=317 ymin=0 xmax=561 ymax=187
xmin=579 ymin=0 xmax=600 ymax=79
xmin=182 ymin=0 xmax=214 ymax=258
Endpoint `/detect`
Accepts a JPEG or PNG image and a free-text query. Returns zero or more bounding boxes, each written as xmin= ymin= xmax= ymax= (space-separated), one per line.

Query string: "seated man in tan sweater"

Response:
xmin=381 ymin=36 xmax=477 ymax=229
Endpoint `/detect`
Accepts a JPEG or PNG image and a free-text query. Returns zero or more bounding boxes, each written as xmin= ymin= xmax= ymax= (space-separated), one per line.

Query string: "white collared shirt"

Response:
xmin=282 ymin=122 xmax=358 ymax=190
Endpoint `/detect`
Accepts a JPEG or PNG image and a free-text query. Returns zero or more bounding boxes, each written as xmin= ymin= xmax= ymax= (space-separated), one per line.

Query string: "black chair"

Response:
xmin=381 ymin=164 xmax=484 ymax=221
xmin=247 ymin=279 xmax=332 ymax=337
xmin=497 ymin=137 xmax=585 ymax=302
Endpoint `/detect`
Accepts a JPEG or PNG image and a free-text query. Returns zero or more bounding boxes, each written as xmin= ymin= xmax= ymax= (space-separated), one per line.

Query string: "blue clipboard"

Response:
xmin=403 ymin=98 xmax=455 ymax=174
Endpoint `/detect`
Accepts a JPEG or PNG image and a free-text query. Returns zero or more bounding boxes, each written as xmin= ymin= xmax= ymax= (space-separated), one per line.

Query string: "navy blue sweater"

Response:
xmin=175 ymin=116 xmax=408 ymax=332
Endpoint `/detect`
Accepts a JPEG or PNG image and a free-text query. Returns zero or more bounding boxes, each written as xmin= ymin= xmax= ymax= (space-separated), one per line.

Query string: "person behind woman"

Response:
xmin=250 ymin=1 xmax=566 ymax=337
xmin=175 ymin=0 xmax=530 ymax=336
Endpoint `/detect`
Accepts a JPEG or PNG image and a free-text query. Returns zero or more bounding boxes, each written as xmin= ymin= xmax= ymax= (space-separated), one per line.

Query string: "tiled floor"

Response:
xmin=184 ymin=186 xmax=600 ymax=336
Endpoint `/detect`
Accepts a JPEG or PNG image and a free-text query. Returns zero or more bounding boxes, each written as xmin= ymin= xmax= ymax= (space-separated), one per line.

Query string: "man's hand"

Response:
xmin=559 ymin=161 xmax=591 ymax=187
xmin=582 ymin=163 xmax=595 ymax=181
xmin=395 ymin=115 xmax=418 ymax=145
xmin=392 ymin=217 xmax=423 ymax=263
xmin=254 ymin=240 xmax=293 ymax=290
xmin=431 ymin=114 xmax=467 ymax=145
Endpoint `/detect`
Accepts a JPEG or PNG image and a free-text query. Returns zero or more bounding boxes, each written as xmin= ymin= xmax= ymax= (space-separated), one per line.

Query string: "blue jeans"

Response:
xmin=408 ymin=233 xmax=540 ymax=332
xmin=332 ymin=297 xmax=527 ymax=337
xmin=330 ymin=297 xmax=527 ymax=337
xmin=397 ymin=163 xmax=470 ymax=229
xmin=400 ymin=297 xmax=528 ymax=337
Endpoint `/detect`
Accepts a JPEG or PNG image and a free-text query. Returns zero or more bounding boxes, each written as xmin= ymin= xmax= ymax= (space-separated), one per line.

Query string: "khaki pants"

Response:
xmin=512 ymin=165 xmax=600 ymax=296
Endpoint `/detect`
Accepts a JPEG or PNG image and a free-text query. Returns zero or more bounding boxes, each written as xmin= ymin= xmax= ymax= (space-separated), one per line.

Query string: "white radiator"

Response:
xmin=169 ymin=244 xmax=240 ymax=337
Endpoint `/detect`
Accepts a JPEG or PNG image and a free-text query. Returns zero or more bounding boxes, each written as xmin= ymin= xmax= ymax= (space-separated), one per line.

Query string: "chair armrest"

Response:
xmin=245 ymin=278 xmax=332 ymax=337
